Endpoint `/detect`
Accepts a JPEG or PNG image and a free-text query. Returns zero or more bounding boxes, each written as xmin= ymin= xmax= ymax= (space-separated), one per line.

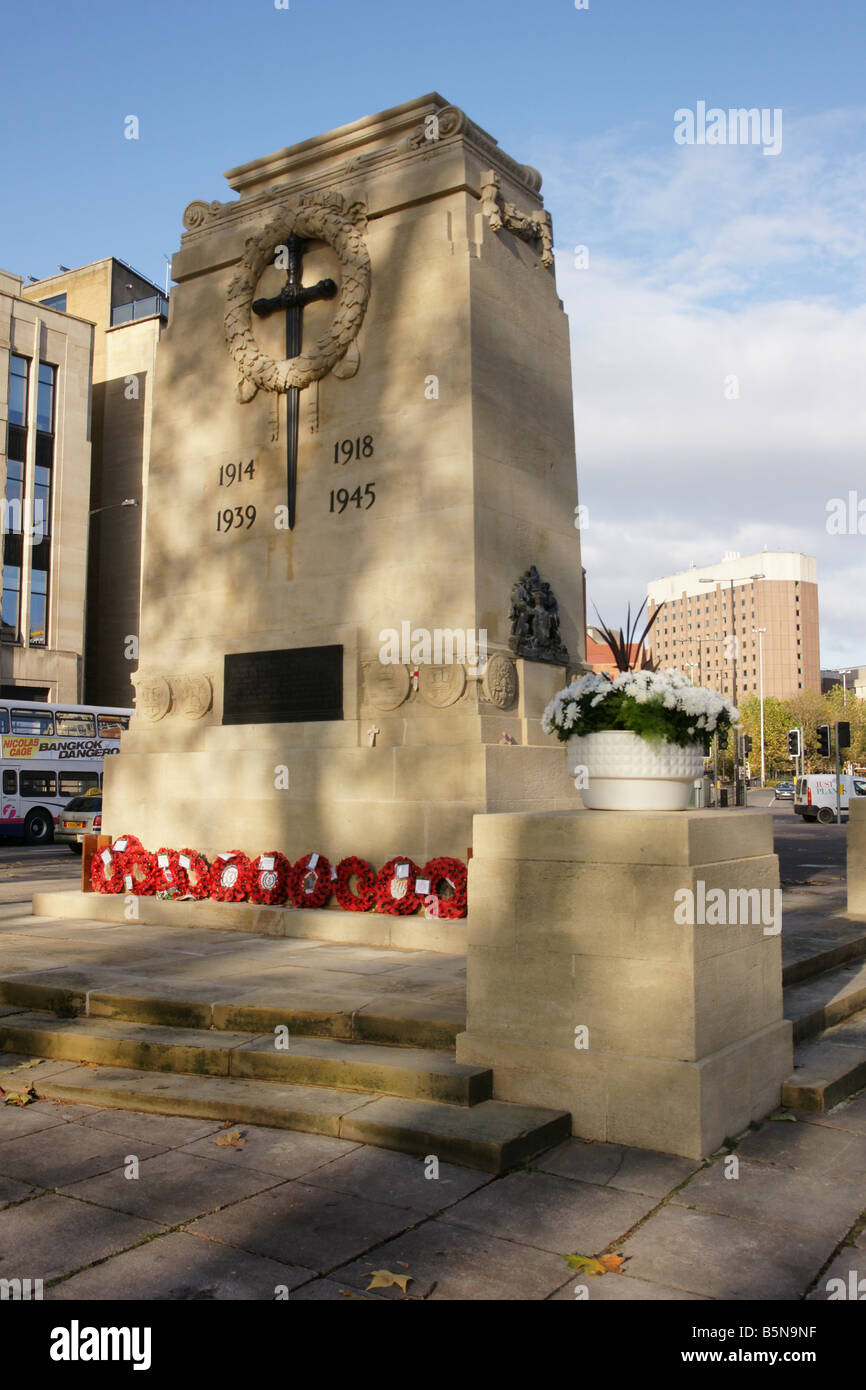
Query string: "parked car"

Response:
xmin=794 ymin=775 xmax=866 ymax=824
xmin=774 ymin=781 xmax=795 ymax=800
xmin=54 ymin=792 xmax=102 ymax=853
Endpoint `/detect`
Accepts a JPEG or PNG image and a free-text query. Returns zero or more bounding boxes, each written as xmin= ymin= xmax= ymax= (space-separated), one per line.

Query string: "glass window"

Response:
xmin=2 ymin=565 xmax=21 ymax=642
xmin=98 ymin=713 xmax=130 ymax=738
xmin=4 ymin=459 xmax=23 ymax=534
xmin=0 ymin=708 xmax=7 ymax=733
xmin=29 ymin=568 xmax=48 ymax=647
xmin=55 ymin=711 xmax=96 ymax=737
xmin=59 ymin=776 xmax=100 ymax=799
xmin=19 ymin=771 xmax=56 ymax=797
xmin=39 ymin=293 xmax=67 ymax=312
xmin=2 ymin=769 xmax=16 ymax=795
xmin=33 ymin=464 xmax=51 ymax=539
xmin=8 ymin=355 xmax=29 ymax=427
xmin=11 ymin=708 xmax=54 ymax=734
xmin=36 ymin=363 xmax=55 ymax=433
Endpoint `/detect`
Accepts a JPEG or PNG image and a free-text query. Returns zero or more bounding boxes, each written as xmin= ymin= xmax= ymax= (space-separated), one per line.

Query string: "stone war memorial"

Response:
xmin=31 ymin=95 xmax=793 ymax=1166
xmin=108 ymin=93 xmax=583 ymax=866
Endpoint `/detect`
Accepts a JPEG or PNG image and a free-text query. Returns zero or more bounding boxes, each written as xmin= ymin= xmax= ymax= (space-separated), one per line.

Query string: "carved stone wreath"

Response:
xmin=224 ymin=196 xmax=371 ymax=403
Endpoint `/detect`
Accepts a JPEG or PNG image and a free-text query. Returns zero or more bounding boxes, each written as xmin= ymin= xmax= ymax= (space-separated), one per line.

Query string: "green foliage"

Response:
xmin=736 ymin=687 xmax=866 ymax=773
xmin=551 ymin=687 xmax=733 ymax=751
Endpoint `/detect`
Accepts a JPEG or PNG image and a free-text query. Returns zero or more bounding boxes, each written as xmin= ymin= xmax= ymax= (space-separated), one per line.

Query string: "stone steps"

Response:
xmin=0 ymin=1055 xmax=567 ymax=1177
xmin=0 ymin=1008 xmax=490 ymax=1106
xmin=782 ymin=1006 xmax=866 ymax=1112
xmin=783 ymin=957 xmax=866 ymax=1042
xmin=0 ymin=976 xmax=463 ymax=1050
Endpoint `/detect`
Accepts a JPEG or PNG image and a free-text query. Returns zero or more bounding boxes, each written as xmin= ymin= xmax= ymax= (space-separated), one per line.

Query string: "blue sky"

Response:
xmin=3 ymin=0 xmax=864 ymax=665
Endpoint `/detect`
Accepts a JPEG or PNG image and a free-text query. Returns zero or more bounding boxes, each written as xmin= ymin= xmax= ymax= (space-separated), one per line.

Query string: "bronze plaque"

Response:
xmin=223 ymin=646 xmax=343 ymax=724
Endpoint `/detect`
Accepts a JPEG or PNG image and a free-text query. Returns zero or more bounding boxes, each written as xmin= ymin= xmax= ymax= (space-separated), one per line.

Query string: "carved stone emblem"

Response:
xmin=172 ymin=675 xmax=213 ymax=720
xmin=224 ymin=191 xmax=371 ymax=403
xmin=132 ymin=675 xmax=171 ymax=722
xmin=364 ymin=662 xmax=410 ymax=711
xmin=482 ymin=654 xmax=518 ymax=710
xmin=419 ymin=664 xmax=466 ymax=708
xmin=508 ymin=566 xmax=569 ymax=665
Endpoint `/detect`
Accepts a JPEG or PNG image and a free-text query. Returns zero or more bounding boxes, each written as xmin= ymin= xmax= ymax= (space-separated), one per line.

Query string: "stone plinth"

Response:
xmin=848 ymin=800 xmax=866 ymax=916
xmin=456 ymin=809 xmax=793 ymax=1159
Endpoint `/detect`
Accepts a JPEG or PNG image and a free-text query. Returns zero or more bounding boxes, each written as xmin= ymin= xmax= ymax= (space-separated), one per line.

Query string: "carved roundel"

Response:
xmin=482 ymin=654 xmax=518 ymax=710
xmin=224 ymin=199 xmax=371 ymax=402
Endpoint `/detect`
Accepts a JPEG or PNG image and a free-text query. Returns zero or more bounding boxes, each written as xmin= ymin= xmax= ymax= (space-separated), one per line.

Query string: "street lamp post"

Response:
xmin=699 ymin=571 xmax=763 ymax=804
xmin=840 ymin=668 xmax=853 ymax=709
xmin=752 ymin=626 xmax=767 ymax=786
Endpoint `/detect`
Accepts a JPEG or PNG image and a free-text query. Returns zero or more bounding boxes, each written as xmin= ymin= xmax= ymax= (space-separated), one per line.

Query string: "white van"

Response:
xmin=794 ymin=774 xmax=866 ymax=823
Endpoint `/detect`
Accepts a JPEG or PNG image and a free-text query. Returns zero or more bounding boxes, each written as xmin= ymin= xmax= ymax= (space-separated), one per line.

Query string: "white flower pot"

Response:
xmin=569 ymin=730 xmax=705 ymax=812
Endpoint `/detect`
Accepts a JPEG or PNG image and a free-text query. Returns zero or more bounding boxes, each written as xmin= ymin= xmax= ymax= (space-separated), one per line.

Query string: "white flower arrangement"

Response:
xmin=542 ymin=668 xmax=738 ymax=749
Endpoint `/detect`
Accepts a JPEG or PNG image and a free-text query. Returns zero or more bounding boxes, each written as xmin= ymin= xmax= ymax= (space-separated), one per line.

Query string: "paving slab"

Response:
xmin=623 ymin=1205 xmax=832 ymax=1300
xmin=674 ymin=1157 xmax=866 ymax=1240
xmin=187 ymin=1181 xmax=424 ymax=1271
xmin=0 ymin=1119 xmax=168 ymax=1186
xmin=735 ymin=1116 xmax=866 ymax=1190
xmin=47 ymin=1230 xmax=316 ymax=1300
xmin=537 ymin=1139 xmax=701 ymax=1198
xmin=75 ymin=1109 xmax=226 ymax=1146
xmin=58 ymin=1149 xmax=285 ymax=1225
xmin=0 ymin=1192 xmax=162 ymax=1282
xmin=441 ymin=1170 xmax=656 ymax=1255
xmin=805 ymin=1246 xmax=866 ymax=1300
xmin=336 ymin=1219 xmax=572 ymax=1300
xmin=177 ymin=1127 xmax=362 ymax=1179
xmin=289 ymin=1277 xmax=386 ymax=1300
xmin=0 ymin=1098 xmax=73 ymax=1140
xmin=549 ymin=1272 xmax=709 ymax=1300
xmin=301 ymin=1145 xmax=492 ymax=1214
xmin=799 ymin=1091 xmax=866 ymax=1136
xmin=0 ymin=1174 xmax=35 ymax=1208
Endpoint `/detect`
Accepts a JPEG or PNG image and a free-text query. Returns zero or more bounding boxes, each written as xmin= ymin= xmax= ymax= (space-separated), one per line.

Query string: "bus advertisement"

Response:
xmin=0 ymin=700 xmax=132 ymax=843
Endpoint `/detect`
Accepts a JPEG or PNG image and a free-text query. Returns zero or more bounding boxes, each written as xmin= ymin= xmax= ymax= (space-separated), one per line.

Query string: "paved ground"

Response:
xmin=0 ymin=1077 xmax=863 ymax=1299
xmin=0 ymin=838 xmax=863 ymax=1303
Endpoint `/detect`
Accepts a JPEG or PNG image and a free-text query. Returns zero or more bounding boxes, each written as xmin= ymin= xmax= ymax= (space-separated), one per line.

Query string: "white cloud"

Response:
xmin=542 ymin=109 xmax=866 ymax=666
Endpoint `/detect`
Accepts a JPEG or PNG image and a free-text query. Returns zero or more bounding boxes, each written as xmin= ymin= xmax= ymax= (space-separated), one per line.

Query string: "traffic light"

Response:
xmin=787 ymin=729 xmax=801 ymax=758
xmin=817 ymin=724 xmax=832 ymax=758
xmin=741 ymin=734 xmax=753 ymax=757
xmin=717 ymin=729 xmax=729 ymax=750
xmin=837 ymin=721 xmax=851 ymax=750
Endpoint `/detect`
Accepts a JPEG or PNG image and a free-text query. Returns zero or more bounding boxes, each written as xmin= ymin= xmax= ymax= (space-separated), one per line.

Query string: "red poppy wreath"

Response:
xmin=175 ymin=849 xmax=211 ymax=899
xmin=289 ymin=853 xmax=333 ymax=908
xmin=207 ymin=851 xmax=253 ymax=903
xmin=421 ymin=856 xmax=468 ymax=919
xmin=333 ymin=856 xmax=377 ymax=912
xmin=374 ymin=856 xmax=422 ymax=916
xmin=249 ymin=852 xmax=292 ymax=905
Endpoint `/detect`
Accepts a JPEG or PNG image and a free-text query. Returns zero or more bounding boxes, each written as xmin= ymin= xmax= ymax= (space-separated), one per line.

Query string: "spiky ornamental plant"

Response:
xmin=592 ymin=598 xmax=663 ymax=673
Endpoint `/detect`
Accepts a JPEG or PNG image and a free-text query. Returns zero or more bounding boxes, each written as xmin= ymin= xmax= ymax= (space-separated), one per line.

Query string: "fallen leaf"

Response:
xmin=563 ymin=1254 xmax=606 ymax=1276
xmin=768 ymin=1113 xmax=797 ymax=1123
xmin=4 ymin=1084 xmax=38 ymax=1106
xmin=365 ymin=1269 xmax=413 ymax=1293
xmin=598 ymin=1252 xmax=628 ymax=1274
xmin=214 ymin=1128 xmax=246 ymax=1147
xmin=340 ymin=1290 xmax=368 ymax=1300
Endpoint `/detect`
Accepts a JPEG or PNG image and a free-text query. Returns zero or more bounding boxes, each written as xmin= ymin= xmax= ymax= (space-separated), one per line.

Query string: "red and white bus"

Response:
xmin=0 ymin=699 xmax=132 ymax=843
